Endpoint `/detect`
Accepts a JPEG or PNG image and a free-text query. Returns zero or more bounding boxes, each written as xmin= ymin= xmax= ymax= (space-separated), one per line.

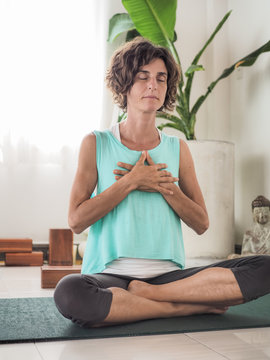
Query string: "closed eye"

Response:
xmin=138 ymin=76 xmax=148 ymax=80
xmin=136 ymin=71 xmax=167 ymax=83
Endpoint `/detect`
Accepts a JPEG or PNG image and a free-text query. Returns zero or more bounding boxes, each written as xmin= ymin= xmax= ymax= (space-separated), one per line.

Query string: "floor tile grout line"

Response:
xmin=184 ymin=332 xmax=230 ymax=359
xmin=34 ymin=341 xmax=45 ymax=360
xmin=186 ymin=330 xmax=270 ymax=358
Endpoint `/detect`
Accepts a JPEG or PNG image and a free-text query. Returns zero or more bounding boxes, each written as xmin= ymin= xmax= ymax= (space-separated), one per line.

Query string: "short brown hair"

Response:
xmin=106 ymin=37 xmax=180 ymax=111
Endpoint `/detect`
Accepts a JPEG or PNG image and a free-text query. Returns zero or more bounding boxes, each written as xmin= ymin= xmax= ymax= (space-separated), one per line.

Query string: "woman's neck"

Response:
xmin=119 ymin=112 xmax=160 ymax=151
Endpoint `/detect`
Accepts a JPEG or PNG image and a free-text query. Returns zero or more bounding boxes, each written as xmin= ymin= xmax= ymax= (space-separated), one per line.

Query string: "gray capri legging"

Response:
xmin=54 ymin=255 xmax=270 ymax=328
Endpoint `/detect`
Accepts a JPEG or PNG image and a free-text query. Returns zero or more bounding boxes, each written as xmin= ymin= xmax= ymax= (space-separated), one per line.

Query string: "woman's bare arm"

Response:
xmin=68 ymin=133 xmax=135 ymax=233
xmin=160 ymin=140 xmax=209 ymax=235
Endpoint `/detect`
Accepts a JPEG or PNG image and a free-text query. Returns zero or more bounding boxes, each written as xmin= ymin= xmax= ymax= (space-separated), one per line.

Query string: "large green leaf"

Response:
xmin=185 ymin=64 xmax=205 ymax=76
xmin=184 ymin=11 xmax=232 ymax=107
xmin=158 ymin=121 xmax=190 ymax=139
xmin=191 ymin=39 xmax=270 ymax=116
xmin=108 ymin=13 xmax=135 ymax=42
xmin=215 ymin=39 xmax=270 ymax=82
xmin=122 ymin=0 xmax=177 ymax=49
xmin=117 ymin=112 xmax=127 ymax=123
xmin=156 ymin=112 xmax=190 ymax=138
xmin=192 ymin=11 xmax=232 ymax=67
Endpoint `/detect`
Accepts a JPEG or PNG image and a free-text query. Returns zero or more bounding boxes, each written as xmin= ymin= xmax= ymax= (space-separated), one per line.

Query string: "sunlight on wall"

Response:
xmin=0 ymin=0 xmax=104 ymax=158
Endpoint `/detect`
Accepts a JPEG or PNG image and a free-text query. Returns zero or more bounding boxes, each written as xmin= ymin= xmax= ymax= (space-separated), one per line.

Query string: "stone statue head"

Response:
xmin=252 ymin=195 xmax=270 ymax=225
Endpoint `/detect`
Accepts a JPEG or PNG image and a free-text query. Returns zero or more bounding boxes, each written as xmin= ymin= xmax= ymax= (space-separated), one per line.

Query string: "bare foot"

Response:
xmin=128 ymin=280 xmax=154 ymax=299
xmin=168 ymin=302 xmax=229 ymax=317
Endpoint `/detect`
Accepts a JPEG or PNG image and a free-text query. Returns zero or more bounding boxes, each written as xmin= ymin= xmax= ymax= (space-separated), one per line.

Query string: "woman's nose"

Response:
xmin=148 ymin=77 xmax=157 ymax=90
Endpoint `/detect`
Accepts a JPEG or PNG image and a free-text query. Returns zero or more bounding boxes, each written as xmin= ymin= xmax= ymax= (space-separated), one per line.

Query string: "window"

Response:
xmin=0 ymin=0 xmax=110 ymax=242
xmin=0 ymin=0 xmax=106 ymax=162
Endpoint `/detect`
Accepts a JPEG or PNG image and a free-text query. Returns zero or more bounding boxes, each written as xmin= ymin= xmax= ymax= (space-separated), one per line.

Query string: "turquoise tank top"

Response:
xmin=81 ymin=129 xmax=185 ymax=274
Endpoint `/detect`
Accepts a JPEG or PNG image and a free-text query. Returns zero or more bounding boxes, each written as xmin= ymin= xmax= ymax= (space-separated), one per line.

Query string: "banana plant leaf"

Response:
xmin=185 ymin=64 xmax=205 ymax=76
xmin=107 ymin=13 xmax=135 ymax=42
xmin=117 ymin=112 xmax=127 ymax=123
xmin=156 ymin=111 xmax=190 ymax=138
xmin=122 ymin=0 xmax=179 ymax=62
xmin=191 ymin=39 xmax=270 ymax=116
xmin=184 ymin=10 xmax=232 ymax=104
xmin=126 ymin=29 xmax=178 ymax=43
xmin=158 ymin=121 xmax=190 ymax=139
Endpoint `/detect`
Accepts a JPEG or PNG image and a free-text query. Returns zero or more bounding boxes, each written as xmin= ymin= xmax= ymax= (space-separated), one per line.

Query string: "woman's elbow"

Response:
xmin=68 ymin=214 xmax=83 ymax=234
xmin=196 ymin=217 xmax=209 ymax=235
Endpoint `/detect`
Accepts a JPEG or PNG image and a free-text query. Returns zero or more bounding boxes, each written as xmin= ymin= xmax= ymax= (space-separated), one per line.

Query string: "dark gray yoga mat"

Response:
xmin=0 ymin=294 xmax=270 ymax=343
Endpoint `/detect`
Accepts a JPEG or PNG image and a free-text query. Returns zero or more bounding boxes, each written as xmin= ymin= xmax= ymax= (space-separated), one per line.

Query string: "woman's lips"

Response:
xmin=143 ymin=95 xmax=158 ymax=99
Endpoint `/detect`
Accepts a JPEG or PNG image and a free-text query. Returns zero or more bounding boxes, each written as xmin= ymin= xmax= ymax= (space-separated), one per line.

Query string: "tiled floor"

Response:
xmin=1 ymin=259 xmax=270 ymax=360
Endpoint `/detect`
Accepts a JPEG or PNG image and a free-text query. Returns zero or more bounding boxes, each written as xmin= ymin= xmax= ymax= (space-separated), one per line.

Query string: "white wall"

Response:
xmin=170 ymin=0 xmax=270 ymax=245
xmin=227 ymin=0 xmax=270 ymax=243
xmin=1 ymin=0 xmax=269 ymax=246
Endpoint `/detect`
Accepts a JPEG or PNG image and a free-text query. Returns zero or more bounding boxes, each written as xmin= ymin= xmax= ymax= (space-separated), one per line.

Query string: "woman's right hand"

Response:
xmin=114 ymin=151 xmax=178 ymax=195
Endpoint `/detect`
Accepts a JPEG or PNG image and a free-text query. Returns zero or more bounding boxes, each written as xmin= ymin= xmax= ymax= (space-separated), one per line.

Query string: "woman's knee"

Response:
xmin=237 ymin=255 xmax=270 ymax=301
xmin=259 ymin=254 xmax=270 ymax=266
xmin=256 ymin=255 xmax=270 ymax=275
xmin=54 ymin=274 xmax=112 ymax=327
xmin=247 ymin=255 xmax=270 ymax=273
xmin=252 ymin=255 xmax=270 ymax=296
xmin=54 ymin=274 xmax=82 ymax=317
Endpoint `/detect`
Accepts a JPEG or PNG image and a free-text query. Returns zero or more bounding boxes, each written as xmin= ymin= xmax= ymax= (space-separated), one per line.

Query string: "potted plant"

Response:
xmin=107 ymin=0 xmax=270 ymax=258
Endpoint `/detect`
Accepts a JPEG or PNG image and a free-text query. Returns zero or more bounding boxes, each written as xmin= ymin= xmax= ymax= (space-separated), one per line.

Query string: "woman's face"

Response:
xmin=126 ymin=58 xmax=168 ymax=114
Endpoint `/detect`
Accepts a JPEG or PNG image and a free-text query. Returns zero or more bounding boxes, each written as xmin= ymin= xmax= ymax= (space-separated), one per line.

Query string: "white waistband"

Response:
xmin=102 ymin=257 xmax=180 ymax=278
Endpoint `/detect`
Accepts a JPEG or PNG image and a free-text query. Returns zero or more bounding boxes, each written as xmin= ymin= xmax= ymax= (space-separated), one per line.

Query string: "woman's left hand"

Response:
xmin=113 ymin=152 xmax=175 ymax=193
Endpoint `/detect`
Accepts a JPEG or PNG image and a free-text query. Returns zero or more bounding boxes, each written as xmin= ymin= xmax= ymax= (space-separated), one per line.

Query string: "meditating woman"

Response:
xmin=54 ymin=37 xmax=270 ymax=327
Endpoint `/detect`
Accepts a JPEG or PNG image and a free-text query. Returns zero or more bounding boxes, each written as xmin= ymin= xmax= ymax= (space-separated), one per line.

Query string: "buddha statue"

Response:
xmin=241 ymin=195 xmax=270 ymax=255
xmin=228 ymin=195 xmax=270 ymax=259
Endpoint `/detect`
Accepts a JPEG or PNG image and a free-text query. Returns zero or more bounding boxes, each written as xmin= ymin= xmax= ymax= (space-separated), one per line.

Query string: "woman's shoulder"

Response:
xmin=78 ymin=133 xmax=97 ymax=158
xmin=91 ymin=129 xmax=113 ymax=139
xmin=82 ymin=129 xmax=112 ymax=144
xmin=161 ymin=132 xmax=182 ymax=149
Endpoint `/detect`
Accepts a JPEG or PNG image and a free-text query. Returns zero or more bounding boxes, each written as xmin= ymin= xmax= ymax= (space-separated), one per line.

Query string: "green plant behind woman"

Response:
xmin=108 ymin=0 xmax=270 ymax=140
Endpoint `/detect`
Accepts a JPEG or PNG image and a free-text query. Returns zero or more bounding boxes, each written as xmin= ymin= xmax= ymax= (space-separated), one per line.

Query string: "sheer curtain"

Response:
xmin=0 ymin=0 xmax=108 ymax=159
xmin=0 ymin=0 xmax=113 ymax=242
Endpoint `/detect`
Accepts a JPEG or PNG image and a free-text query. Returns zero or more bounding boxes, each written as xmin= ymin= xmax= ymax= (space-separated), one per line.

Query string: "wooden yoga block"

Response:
xmin=49 ymin=229 xmax=73 ymax=266
xmin=5 ymin=251 xmax=43 ymax=266
xmin=0 ymin=238 xmax=32 ymax=253
xmin=41 ymin=265 xmax=81 ymax=288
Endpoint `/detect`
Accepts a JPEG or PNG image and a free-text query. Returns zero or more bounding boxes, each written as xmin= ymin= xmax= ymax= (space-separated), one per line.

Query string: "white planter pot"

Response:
xmin=182 ymin=140 xmax=235 ymax=258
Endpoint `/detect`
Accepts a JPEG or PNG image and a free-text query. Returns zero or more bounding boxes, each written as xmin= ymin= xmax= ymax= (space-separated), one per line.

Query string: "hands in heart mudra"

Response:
xmin=113 ymin=151 xmax=179 ymax=196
